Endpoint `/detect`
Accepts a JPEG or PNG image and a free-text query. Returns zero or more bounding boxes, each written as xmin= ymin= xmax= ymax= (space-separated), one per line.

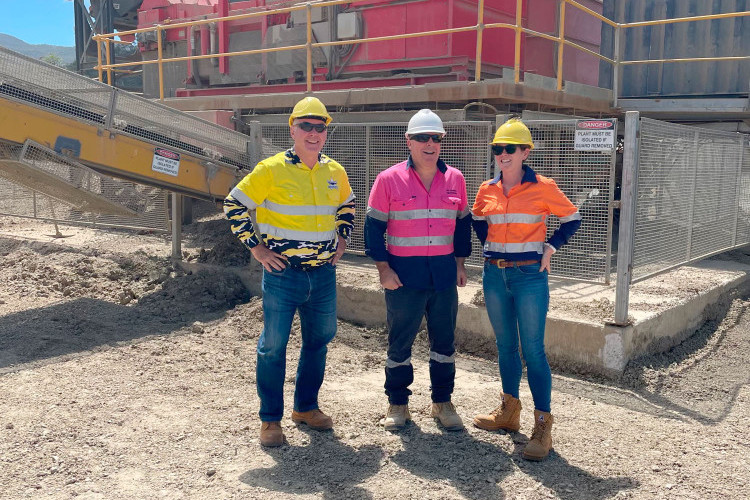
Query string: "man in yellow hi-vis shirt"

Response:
xmin=224 ymin=97 xmax=355 ymax=447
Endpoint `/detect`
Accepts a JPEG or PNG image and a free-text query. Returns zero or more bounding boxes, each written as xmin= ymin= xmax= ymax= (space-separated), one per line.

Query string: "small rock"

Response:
xmin=191 ymin=322 xmax=204 ymax=333
xmin=206 ymin=469 xmax=216 ymax=477
xmin=5 ymin=422 xmax=13 ymax=429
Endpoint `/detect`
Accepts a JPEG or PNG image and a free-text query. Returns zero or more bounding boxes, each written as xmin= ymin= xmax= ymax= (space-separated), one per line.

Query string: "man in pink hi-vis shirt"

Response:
xmin=364 ymin=109 xmax=472 ymax=432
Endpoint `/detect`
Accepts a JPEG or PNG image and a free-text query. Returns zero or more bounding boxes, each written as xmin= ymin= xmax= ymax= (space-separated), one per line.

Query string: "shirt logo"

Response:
xmin=328 ymin=179 xmax=338 ymax=190
xmin=446 ymin=189 xmax=458 ymax=195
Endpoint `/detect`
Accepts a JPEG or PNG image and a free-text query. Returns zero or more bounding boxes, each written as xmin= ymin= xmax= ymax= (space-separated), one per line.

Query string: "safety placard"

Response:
xmin=151 ymin=148 xmax=181 ymax=177
xmin=574 ymin=119 xmax=615 ymax=151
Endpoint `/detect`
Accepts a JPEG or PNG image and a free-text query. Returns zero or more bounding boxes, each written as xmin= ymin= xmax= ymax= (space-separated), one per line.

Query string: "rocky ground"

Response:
xmin=0 ymin=209 xmax=748 ymax=499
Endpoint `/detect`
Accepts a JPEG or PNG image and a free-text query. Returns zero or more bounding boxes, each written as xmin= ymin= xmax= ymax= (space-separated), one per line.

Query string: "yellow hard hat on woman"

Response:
xmin=491 ymin=118 xmax=534 ymax=149
xmin=288 ymin=96 xmax=333 ymax=126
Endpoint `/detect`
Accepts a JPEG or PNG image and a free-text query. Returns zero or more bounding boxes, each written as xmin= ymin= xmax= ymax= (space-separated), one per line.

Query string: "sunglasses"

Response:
xmin=491 ymin=144 xmax=522 ymax=155
xmin=296 ymin=121 xmax=327 ymax=133
xmin=410 ymin=134 xmax=443 ymax=143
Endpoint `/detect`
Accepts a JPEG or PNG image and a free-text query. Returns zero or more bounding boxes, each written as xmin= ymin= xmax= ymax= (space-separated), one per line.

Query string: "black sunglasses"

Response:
xmin=492 ymin=144 xmax=521 ymax=155
xmin=410 ymin=134 xmax=443 ymax=143
xmin=296 ymin=121 xmax=327 ymax=133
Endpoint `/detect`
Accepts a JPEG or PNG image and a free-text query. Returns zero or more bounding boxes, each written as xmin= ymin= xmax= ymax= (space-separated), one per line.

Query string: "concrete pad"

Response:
xmin=187 ymin=251 xmax=750 ymax=378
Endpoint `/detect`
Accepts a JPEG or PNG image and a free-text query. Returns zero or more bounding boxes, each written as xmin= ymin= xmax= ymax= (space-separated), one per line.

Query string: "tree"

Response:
xmin=40 ymin=54 xmax=65 ymax=67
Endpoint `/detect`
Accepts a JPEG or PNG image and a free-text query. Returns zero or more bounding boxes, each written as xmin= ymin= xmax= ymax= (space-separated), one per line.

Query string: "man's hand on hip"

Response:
xmin=250 ymin=244 xmax=288 ymax=272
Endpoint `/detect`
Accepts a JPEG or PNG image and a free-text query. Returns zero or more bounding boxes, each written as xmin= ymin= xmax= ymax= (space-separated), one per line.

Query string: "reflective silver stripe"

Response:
xmin=263 ymin=200 xmax=337 ymax=216
xmin=257 ymin=223 xmax=336 ymax=242
xmin=559 ymin=211 xmax=582 ymax=223
xmin=229 ymin=187 xmax=257 ymax=210
xmin=386 ymin=357 xmax=412 ymax=368
xmin=366 ymin=206 xmax=389 ymax=222
xmin=484 ymin=241 xmax=544 ymax=253
xmin=458 ymin=206 xmax=472 ymax=219
xmin=471 ymin=212 xmax=486 ymax=221
xmin=389 ymin=209 xmax=458 ymax=220
xmin=342 ymin=190 xmax=356 ymax=205
xmin=387 ymin=234 xmax=454 ymax=246
xmin=430 ymin=351 xmax=455 ymax=364
xmin=487 ymin=213 xmax=544 ymax=225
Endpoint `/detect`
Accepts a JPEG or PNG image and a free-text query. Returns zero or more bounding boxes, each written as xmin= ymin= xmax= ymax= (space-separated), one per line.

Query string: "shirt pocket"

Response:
xmin=441 ymin=195 xmax=462 ymax=212
xmin=389 ymin=196 xmax=416 ymax=212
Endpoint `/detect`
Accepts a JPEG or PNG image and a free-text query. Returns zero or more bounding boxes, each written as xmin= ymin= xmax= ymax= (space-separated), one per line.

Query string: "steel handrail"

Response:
xmin=92 ymin=1 xmax=750 ymax=102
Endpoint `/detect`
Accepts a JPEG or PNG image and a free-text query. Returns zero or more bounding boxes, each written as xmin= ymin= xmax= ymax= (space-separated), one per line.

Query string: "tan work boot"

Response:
xmin=383 ymin=404 xmax=411 ymax=431
xmin=259 ymin=421 xmax=284 ymax=447
xmin=291 ymin=409 xmax=333 ymax=430
xmin=473 ymin=393 xmax=522 ymax=432
xmin=431 ymin=401 xmax=464 ymax=431
xmin=522 ymin=410 xmax=554 ymax=461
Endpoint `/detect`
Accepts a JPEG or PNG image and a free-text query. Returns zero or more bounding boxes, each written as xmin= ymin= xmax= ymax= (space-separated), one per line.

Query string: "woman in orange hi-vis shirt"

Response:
xmin=470 ymin=118 xmax=581 ymax=461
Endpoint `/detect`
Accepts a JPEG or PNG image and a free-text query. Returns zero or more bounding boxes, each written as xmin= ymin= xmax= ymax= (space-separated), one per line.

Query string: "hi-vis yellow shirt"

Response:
xmin=224 ymin=148 xmax=356 ymax=269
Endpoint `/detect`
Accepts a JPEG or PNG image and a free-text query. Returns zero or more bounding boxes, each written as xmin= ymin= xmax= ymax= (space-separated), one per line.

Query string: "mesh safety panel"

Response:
xmin=258 ymin=121 xmax=614 ymax=281
xmin=524 ymin=120 xmax=615 ymax=282
xmin=0 ymin=141 xmax=168 ymax=232
xmin=633 ymin=118 xmax=747 ymax=281
xmin=260 ymin=122 xmax=492 ymax=265
xmin=739 ymin=139 xmax=750 ymax=245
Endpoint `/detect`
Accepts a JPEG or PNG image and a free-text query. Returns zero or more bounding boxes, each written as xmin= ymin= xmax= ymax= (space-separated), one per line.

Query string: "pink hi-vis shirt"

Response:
xmin=367 ymin=160 xmax=470 ymax=257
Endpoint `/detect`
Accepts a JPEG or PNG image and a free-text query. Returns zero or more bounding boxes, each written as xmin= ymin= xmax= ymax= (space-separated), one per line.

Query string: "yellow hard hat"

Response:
xmin=491 ymin=118 xmax=534 ymax=149
xmin=288 ymin=96 xmax=332 ymax=126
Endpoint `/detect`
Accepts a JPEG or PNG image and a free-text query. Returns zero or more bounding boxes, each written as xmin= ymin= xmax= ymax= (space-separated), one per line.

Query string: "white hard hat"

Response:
xmin=405 ymin=109 xmax=446 ymax=137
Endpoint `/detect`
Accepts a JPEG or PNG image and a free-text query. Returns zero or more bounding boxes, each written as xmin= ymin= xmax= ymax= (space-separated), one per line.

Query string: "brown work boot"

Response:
xmin=473 ymin=393 xmax=522 ymax=432
xmin=431 ymin=402 xmax=464 ymax=431
xmin=291 ymin=409 xmax=333 ymax=430
xmin=259 ymin=421 xmax=284 ymax=447
xmin=522 ymin=410 xmax=554 ymax=461
xmin=383 ymin=404 xmax=411 ymax=431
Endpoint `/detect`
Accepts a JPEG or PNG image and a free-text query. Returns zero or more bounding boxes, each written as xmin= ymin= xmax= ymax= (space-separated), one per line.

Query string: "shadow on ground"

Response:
xmin=0 ymin=270 xmax=251 ymax=372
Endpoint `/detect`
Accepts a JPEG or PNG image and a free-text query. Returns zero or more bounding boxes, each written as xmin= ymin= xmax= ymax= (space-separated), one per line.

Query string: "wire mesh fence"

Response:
xmin=632 ymin=118 xmax=748 ymax=282
xmin=259 ymin=120 xmax=615 ymax=282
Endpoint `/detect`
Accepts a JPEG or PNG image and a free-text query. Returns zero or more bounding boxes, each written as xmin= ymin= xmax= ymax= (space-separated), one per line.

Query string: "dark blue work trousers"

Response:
xmin=384 ymin=285 xmax=458 ymax=405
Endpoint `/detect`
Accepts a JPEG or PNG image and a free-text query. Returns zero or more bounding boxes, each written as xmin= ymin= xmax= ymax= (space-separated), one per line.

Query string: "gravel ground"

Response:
xmin=0 ymin=211 xmax=748 ymax=500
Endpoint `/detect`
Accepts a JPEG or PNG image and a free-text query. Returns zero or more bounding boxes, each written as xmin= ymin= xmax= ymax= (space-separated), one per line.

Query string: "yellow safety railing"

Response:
xmin=92 ymin=0 xmax=749 ymax=106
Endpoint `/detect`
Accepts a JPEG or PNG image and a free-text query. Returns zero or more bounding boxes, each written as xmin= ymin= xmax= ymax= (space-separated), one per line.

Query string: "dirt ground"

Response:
xmin=0 ymin=207 xmax=748 ymax=500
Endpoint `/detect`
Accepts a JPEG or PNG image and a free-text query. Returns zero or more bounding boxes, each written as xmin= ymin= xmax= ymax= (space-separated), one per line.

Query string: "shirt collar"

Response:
xmin=406 ymin=154 xmax=447 ymax=173
xmin=286 ymin=147 xmax=323 ymax=167
xmin=488 ymin=164 xmax=538 ymax=185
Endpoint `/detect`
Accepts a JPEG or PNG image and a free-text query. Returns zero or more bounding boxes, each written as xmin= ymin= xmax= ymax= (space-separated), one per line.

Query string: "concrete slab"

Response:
xmin=186 ymin=250 xmax=750 ymax=379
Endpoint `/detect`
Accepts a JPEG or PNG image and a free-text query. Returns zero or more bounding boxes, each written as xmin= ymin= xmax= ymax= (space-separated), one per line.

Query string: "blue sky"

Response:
xmin=1 ymin=0 xmax=76 ymax=47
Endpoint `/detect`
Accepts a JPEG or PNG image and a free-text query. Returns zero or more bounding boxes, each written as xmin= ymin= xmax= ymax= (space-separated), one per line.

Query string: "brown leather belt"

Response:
xmin=486 ymin=258 xmax=540 ymax=268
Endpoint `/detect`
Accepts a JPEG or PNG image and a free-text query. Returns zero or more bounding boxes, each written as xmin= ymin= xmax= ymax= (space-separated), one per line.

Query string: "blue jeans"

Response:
xmin=384 ymin=285 xmax=458 ymax=405
xmin=483 ymin=262 xmax=551 ymax=413
xmin=257 ymin=263 xmax=337 ymax=422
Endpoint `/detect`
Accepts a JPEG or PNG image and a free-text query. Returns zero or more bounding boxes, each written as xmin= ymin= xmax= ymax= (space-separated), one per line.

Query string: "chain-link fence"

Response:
xmin=259 ymin=120 xmax=615 ymax=282
xmin=632 ymin=118 xmax=749 ymax=281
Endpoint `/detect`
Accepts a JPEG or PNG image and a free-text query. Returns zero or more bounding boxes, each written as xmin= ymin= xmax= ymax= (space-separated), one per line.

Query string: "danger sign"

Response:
xmin=574 ymin=119 xmax=615 ymax=151
xmin=152 ymin=148 xmax=181 ymax=177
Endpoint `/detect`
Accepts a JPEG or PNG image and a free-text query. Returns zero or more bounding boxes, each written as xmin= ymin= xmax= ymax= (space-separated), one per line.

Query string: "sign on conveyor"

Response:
xmin=574 ymin=119 xmax=615 ymax=151
xmin=152 ymin=148 xmax=181 ymax=177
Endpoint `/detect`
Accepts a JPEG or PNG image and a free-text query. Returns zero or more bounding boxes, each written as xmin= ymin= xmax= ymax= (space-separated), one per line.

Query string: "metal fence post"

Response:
xmin=171 ymin=192 xmax=182 ymax=260
xmin=614 ymin=111 xmax=640 ymax=325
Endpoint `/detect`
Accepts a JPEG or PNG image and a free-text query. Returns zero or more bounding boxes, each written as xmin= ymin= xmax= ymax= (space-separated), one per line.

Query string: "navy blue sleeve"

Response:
xmin=472 ymin=219 xmax=488 ymax=246
xmin=453 ymin=214 xmax=472 ymax=258
xmin=364 ymin=216 xmax=389 ymax=262
xmin=548 ymin=219 xmax=582 ymax=250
